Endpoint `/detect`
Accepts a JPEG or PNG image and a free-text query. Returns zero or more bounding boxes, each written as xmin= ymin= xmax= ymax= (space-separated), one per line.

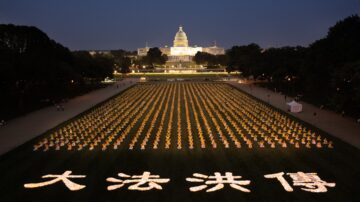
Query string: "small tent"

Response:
xmin=287 ymin=100 xmax=303 ymax=113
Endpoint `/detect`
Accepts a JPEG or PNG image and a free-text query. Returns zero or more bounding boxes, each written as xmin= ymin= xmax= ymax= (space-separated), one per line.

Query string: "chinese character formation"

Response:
xmin=264 ymin=172 xmax=335 ymax=193
xmin=24 ymin=171 xmax=86 ymax=191
xmin=186 ymin=172 xmax=251 ymax=192
xmin=107 ymin=171 xmax=170 ymax=191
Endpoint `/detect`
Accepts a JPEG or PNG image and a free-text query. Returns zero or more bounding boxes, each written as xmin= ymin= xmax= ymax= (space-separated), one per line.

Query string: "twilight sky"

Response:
xmin=1 ymin=0 xmax=359 ymax=51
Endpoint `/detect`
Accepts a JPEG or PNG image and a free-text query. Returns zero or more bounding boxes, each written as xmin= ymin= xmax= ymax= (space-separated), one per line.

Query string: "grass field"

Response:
xmin=0 ymin=82 xmax=359 ymax=202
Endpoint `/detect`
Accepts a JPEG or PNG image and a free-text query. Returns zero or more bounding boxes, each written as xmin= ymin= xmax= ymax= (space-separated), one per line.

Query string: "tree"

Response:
xmin=0 ymin=24 xmax=76 ymax=83
xmin=301 ymin=14 xmax=360 ymax=108
xmin=143 ymin=47 xmax=167 ymax=68
xmin=0 ymin=24 xmax=77 ymax=119
xmin=330 ymin=61 xmax=360 ymax=114
xmin=110 ymin=49 xmax=132 ymax=73
xmin=194 ymin=52 xmax=213 ymax=65
xmin=260 ymin=46 xmax=306 ymax=81
xmin=119 ymin=57 xmax=131 ymax=73
xmin=72 ymin=51 xmax=114 ymax=80
xmin=226 ymin=43 xmax=262 ymax=76
xmin=255 ymin=15 xmax=360 ymax=117
xmin=216 ymin=54 xmax=228 ymax=67
xmin=193 ymin=52 xmax=227 ymax=68
xmin=0 ymin=24 xmax=117 ymax=120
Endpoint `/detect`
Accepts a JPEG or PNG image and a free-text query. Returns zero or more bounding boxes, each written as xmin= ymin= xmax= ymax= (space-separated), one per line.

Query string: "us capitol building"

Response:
xmin=137 ymin=26 xmax=225 ymax=66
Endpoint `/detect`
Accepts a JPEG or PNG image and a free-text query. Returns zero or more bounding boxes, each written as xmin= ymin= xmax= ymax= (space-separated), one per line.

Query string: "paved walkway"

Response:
xmin=0 ymin=78 xmax=138 ymax=155
xmin=227 ymin=81 xmax=360 ymax=149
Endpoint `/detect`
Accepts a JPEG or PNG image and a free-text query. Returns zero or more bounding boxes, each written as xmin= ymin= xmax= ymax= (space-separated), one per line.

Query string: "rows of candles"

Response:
xmin=33 ymin=82 xmax=333 ymax=151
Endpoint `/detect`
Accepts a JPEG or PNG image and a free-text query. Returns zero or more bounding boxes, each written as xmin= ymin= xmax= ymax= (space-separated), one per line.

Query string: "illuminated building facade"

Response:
xmin=137 ymin=26 xmax=225 ymax=64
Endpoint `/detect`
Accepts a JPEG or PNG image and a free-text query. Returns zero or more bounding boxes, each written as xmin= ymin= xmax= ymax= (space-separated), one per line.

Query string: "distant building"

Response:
xmin=88 ymin=50 xmax=111 ymax=56
xmin=137 ymin=26 xmax=225 ymax=65
xmin=137 ymin=47 xmax=150 ymax=57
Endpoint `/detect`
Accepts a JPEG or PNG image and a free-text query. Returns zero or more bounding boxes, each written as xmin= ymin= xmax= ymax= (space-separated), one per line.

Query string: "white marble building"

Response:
xmin=137 ymin=26 xmax=225 ymax=63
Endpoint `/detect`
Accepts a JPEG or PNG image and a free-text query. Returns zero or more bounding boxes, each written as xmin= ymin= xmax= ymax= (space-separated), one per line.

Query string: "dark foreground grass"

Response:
xmin=0 ymin=136 xmax=359 ymax=202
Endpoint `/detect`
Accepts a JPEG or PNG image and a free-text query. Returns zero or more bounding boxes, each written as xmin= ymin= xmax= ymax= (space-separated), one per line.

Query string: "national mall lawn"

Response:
xmin=0 ymin=81 xmax=359 ymax=202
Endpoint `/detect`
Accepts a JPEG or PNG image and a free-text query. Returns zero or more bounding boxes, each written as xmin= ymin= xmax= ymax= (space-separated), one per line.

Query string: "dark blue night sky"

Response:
xmin=1 ymin=0 xmax=359 ymax=51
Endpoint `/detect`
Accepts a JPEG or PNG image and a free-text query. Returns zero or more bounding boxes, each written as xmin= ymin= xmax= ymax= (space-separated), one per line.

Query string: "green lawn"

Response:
xmin=0 ymin=82 xmax=359 ymax=202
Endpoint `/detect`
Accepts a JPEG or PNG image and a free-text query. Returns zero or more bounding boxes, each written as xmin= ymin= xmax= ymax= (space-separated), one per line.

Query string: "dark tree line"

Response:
xmin=110 ymin=49 xmax=133 ymax=73
xmin=138 ymin=47 xmax=168 ymax=68
xmin=0 ymin=24 xmax=115 ymax=120
xmin=193 ymin=52 xmax=227 ymax=68
xmin=226 ymin=15 xmax=360 ymax=117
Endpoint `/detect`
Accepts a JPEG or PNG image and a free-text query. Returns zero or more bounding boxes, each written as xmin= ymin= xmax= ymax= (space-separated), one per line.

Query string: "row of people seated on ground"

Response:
xmin=33 ymin=83 xmax=333 ymax=152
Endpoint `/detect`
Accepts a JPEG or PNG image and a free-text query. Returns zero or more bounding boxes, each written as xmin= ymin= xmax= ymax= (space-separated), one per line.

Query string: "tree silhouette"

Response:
xmin=143 ymin=47 xmax=167 ymax=68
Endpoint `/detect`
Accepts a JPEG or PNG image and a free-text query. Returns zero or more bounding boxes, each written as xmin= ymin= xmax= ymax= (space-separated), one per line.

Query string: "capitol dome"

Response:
xmin=173 ymin=26 xmax=189 ymax=47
